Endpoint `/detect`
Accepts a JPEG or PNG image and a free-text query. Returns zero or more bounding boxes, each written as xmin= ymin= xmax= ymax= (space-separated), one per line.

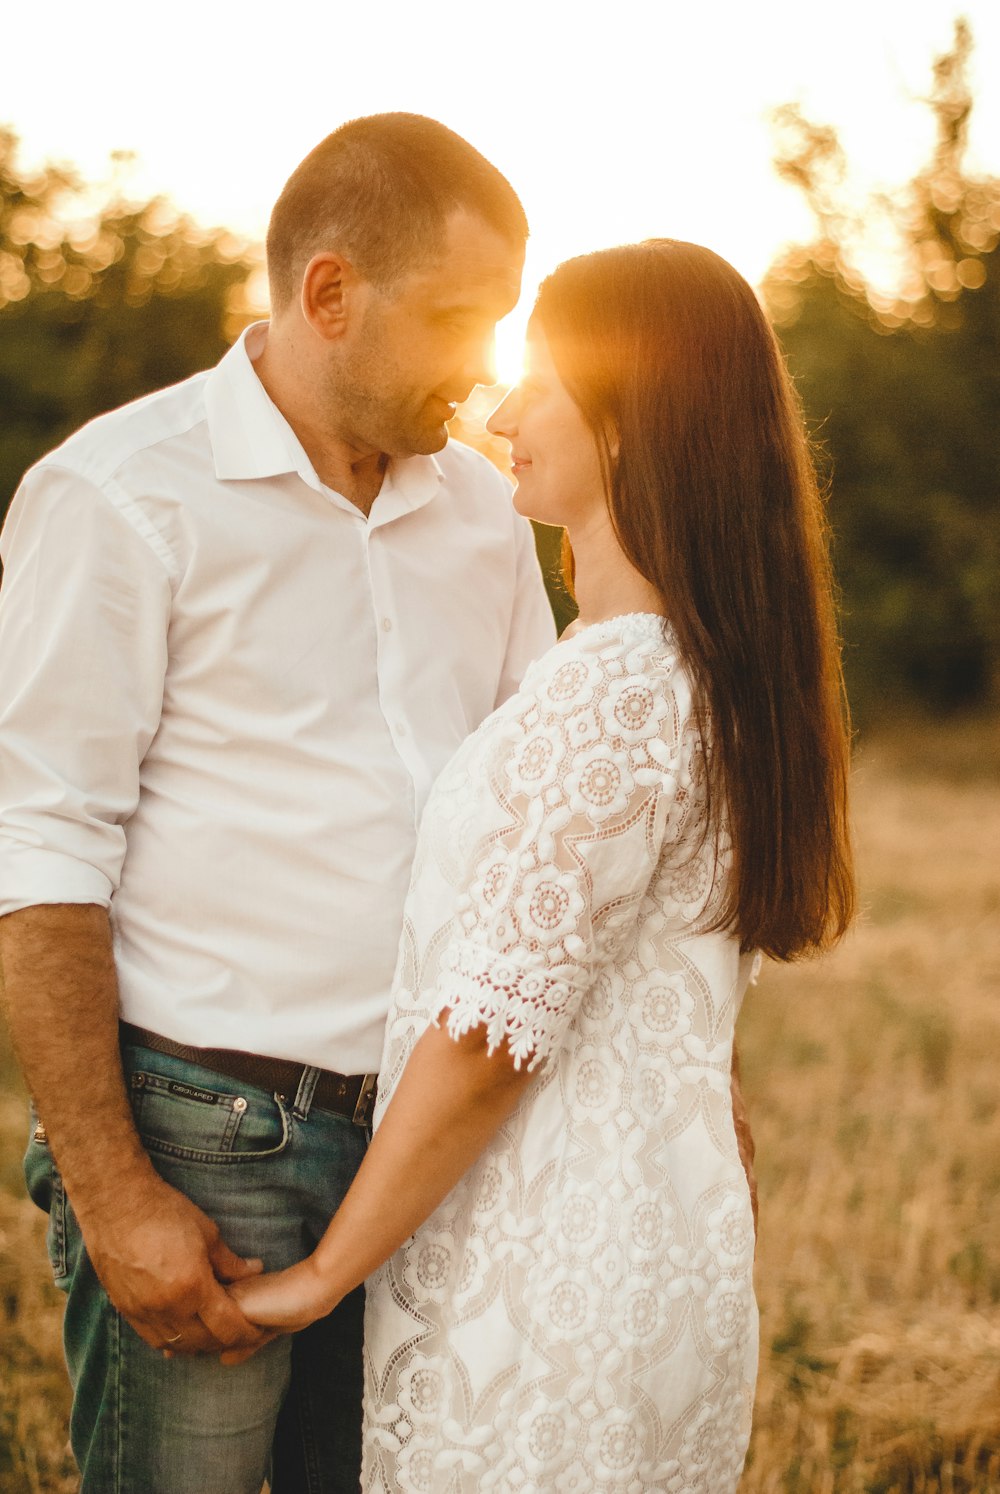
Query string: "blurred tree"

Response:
xmin=765 ymin=20 xmax=1000 ymax=713
xmin=0 ymin=129 xmax=259 ymax=532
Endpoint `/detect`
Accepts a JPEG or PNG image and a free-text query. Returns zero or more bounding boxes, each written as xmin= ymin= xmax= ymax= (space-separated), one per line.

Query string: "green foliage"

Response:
xmin=764 ymin=21 xmax=1000 ymax=713
xmin=529 ymin=520 xmax=577 ymax=635
xmin=4 ymin=21 xmax=998 ymax=696
xmin=0 ymin=129 xmax=258 ymax=531
xmin=770 ymin=1300 xmax=831 ymax=1397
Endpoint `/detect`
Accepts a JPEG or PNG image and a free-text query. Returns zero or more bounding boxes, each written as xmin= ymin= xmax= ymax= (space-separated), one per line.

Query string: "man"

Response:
xmin=0 ymin=114 xmax=554 ymax=1493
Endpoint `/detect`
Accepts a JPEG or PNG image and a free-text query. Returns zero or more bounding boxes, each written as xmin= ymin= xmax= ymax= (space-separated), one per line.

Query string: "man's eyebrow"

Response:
xmin=430 ymin=294 xmax=502 ymax=312
xmin=428 ymin=279 xmax=520 ymax=314
xmin=430 ymin=299 xmax=500 ymax=317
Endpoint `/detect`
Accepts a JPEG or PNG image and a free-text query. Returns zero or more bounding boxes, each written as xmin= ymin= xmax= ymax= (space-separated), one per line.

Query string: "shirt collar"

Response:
xmin=204 ymin=321 xmax=444 ymax=518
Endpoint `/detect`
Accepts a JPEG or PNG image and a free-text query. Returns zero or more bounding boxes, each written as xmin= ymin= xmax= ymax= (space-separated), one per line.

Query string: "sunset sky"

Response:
xmin=4 ymin=0 xmax=998 ymax=380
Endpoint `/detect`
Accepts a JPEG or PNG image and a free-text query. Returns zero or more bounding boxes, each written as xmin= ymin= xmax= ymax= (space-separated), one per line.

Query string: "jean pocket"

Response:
xmin=23 ymin=1118 xmax=70 ymax=1285
xmin=128 ymin=1067 xmax=289 ymax=1164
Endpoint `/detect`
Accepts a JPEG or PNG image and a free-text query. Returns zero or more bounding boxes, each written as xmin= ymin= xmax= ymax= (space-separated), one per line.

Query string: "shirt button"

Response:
xmin=397 ymin=722 xmax=407 ymax=737
xmin=382 ymin=617 xmax=393 ymax=632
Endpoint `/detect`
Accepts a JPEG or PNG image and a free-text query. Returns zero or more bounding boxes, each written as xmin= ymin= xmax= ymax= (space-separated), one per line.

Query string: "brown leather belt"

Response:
xmin=119 ymin=1021 xmax=378 ymax=1127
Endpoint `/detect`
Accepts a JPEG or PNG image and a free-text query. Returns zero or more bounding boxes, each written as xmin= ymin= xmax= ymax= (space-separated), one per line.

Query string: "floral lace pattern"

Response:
xmin=363 ymin=615 xmax=758 ymax=1493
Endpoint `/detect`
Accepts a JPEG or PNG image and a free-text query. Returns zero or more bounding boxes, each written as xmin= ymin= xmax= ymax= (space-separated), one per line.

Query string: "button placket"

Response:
xmin=368 ymin=533 xmax=409 ymax=756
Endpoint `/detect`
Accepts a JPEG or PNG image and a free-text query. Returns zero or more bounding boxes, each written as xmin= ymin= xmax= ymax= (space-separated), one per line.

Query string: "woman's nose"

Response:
xmin=486 ymin=390 xmax=518 ymax=438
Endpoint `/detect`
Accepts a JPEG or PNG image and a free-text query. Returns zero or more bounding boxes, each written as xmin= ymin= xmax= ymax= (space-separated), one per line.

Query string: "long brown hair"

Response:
xmin=535 ymin=240 xmax=854 ymax=960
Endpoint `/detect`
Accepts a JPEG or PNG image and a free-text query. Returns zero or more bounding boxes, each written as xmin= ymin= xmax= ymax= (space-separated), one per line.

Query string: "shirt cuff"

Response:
xmin=0 ymin=843 xmax=114 ymax=917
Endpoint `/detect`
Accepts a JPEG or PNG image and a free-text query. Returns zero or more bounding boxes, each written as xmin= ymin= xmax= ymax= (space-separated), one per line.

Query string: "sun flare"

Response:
xmin=493 ymin=310 xmax=529 ymax=390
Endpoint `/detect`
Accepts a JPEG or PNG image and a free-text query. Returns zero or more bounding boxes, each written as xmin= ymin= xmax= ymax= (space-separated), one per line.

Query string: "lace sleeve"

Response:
xmin=430 ymin=631 xmax=692 ymax=1070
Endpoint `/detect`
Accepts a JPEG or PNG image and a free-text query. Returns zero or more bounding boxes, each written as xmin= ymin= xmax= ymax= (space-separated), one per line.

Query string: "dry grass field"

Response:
xmin=1 ymin=716 xmax=998 ymax=1492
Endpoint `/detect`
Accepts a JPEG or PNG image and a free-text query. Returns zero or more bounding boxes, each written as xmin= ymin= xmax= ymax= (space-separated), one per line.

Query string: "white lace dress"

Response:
xmin=362 ymin=614 xmax=758 ymax=1494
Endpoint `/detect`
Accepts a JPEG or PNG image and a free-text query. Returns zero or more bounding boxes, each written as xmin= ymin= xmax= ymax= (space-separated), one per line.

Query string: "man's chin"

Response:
xmin=378 ymin=415 xmax=450 ymax=459
xmin=407 ymin=424 xmax=449 ymax=456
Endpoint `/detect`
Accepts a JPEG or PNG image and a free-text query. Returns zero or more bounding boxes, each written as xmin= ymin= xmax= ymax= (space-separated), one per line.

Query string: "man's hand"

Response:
xmin=82 ymin=1176 xmax=267 ymax=1354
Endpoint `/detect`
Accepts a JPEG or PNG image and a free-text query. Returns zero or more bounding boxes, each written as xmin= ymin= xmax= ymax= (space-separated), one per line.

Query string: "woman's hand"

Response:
xmin=218 ymin=1255 xmax=338 ymax=1365
xmin=215 ymin=1021 xmax=535 ymax=1369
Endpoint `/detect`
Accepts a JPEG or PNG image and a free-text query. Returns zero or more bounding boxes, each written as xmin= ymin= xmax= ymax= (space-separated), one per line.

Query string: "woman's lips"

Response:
xmin=511 ymin=455 xmax=532 ymax=476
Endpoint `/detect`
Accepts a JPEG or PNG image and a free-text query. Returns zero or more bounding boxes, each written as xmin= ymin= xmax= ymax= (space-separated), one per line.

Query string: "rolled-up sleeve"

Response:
xmin=0 ymin=465 xmax=172 ymax=915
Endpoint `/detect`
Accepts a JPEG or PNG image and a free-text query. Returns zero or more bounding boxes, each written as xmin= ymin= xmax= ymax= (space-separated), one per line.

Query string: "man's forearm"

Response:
xmin=1 ymin=902 xmax=269 ymax=1353
xmin=0 ymin=903 xmax=156 ymax=1225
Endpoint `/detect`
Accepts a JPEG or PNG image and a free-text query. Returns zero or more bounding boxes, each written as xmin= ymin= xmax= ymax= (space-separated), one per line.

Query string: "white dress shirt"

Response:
xmin=0 ymin=323 xmax=555 ymax=1071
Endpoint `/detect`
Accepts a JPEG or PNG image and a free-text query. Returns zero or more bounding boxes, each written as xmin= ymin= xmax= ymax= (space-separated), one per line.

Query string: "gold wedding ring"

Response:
xmin=165 ymin=1332 xmax=183 ymax=1344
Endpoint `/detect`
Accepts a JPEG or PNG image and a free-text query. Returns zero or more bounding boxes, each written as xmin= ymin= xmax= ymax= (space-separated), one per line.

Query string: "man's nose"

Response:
xmin=461 ymin=333 xmax=498 ymax=390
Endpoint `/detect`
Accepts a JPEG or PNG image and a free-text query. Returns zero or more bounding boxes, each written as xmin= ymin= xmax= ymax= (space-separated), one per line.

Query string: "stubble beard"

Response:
xmin=331 ymin=347 xmax=446 ymax=460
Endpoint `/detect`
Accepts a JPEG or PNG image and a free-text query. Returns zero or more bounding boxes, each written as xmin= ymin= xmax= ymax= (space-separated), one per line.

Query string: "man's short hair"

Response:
xmin=266 ymin=113 xmax=529 ymax=310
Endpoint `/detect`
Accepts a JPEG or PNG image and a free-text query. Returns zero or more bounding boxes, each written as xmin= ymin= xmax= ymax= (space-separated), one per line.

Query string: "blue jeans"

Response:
xmin=24 ymin=1039 xmax=369 ymax=1494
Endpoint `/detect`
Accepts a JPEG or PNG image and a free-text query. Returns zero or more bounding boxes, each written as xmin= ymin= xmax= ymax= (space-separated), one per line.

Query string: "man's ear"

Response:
xmin=300 ymin=252 xmax=364 ymax=340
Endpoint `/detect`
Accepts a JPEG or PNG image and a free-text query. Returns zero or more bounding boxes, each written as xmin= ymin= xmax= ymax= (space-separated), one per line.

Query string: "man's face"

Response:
xmin=330 ymin=211 xmax=524 ymax=457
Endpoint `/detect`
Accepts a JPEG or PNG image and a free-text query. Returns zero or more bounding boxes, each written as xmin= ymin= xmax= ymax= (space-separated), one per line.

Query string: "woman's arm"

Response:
xmin=223 ymin=1017 xmax=533 ymax=1352
xmin=224 ymin=639 xmax=687 ymax=1361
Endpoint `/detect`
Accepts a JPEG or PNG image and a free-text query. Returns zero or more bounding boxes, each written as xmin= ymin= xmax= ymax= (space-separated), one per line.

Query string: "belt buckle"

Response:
xmin=352 ymin=1073 xmax=378 ymax=1128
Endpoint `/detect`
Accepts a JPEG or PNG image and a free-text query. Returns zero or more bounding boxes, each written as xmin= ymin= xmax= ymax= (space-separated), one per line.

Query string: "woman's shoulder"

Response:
xmin=492 ymin=614 xmax=698 ymax=783
xmin=521 ymin=612 xmax=688 ymax=706
xmin=483 ymin=612 xmax=700 ymax=818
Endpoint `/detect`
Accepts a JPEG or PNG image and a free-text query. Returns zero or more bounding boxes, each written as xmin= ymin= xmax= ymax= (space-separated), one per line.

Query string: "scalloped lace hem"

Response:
xmin=430 ymin=938 xmax=587 ymax=1071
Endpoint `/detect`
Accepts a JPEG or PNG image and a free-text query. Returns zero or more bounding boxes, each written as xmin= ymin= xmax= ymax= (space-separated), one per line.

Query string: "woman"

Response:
xmin=230 ymin=240 xmax=855 ymax=1491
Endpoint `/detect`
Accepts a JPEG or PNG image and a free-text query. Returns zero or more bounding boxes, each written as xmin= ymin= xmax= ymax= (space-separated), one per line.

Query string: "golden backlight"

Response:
xmin=494 ymin=310 xmax=529 ymax=389
xmin=4 ymin=0 xmax=997 ymax=371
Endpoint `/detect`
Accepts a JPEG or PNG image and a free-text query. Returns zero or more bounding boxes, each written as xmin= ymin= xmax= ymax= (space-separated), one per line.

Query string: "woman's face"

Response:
xmin=486 ymin=318 xmax=607 ymax=531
